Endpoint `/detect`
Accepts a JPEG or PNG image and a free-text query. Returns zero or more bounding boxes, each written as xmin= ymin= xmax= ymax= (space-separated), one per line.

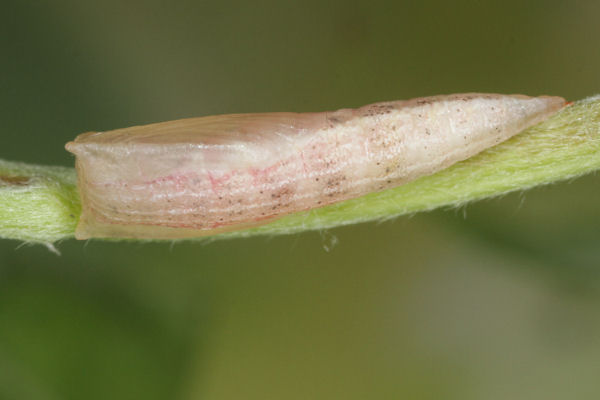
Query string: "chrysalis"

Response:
xmin=66 ymin=93 xmax=565 ymax=239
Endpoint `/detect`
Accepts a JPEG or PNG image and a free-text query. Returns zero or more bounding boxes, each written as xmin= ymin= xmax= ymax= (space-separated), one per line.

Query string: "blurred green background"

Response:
xmin=2 ymin=1 xmax=600 ymax=399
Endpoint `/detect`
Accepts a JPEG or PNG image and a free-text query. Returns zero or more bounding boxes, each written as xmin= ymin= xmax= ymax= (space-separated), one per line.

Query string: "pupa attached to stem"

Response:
xmin=66 ymin=93 xmax=565 ymax=239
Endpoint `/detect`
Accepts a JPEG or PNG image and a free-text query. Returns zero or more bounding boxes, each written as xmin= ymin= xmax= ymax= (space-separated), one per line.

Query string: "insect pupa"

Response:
xmin=65 ymin=93 xmax=565 ymax=239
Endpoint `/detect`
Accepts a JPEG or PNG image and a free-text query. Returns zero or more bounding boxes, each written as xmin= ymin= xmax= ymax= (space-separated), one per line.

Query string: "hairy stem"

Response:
xmin=2 ymin=95 xmax=600 ymax=244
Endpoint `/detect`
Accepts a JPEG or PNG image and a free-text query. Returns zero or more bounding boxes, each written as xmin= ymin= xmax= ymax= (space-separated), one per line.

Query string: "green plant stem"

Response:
xmin=2 ymin=95 xmax=600 ymax=244
xmin=0 ymin=161 xmax=79 ymax=243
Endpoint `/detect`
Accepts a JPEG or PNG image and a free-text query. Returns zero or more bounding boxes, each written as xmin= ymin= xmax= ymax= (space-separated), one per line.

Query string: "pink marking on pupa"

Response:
xmin=65 ymin=93 xmax=565 ymax=239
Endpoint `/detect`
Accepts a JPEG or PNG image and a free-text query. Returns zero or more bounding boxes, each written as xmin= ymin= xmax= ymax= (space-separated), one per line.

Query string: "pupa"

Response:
xmin=65 ymin=93 xmax=565 ymax=239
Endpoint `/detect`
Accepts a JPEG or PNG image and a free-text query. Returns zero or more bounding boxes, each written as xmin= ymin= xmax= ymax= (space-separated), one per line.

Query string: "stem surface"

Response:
xmin=2 ymin=95 xmax=599 ymax=244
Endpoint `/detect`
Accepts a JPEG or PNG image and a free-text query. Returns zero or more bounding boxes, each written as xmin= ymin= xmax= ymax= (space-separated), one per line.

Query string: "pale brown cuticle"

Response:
xmin=65 ymin=93 xmax=565 ymax=239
